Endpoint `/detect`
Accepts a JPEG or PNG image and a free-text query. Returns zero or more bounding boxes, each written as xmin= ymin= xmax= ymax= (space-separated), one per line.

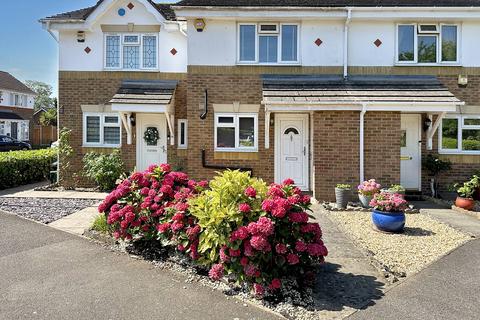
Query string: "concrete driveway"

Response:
xmin=0 ymin=211 xmax=280 ymax=320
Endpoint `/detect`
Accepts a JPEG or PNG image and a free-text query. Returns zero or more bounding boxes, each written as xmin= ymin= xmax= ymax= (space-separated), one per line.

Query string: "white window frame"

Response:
xmin=104 ymin=33 xmax=159 ymax=71
xmin=177 ymin=119 xmax=188 ymax=149
xmin=83 ymin=112 xmax=122 ymax=148
xmin=214 ymin=113 xmax=258 ymax=152
xmin=439 ymin=114 xmax=480 ymax=155
xmin=396 ymin=23 xmax=460 ymax=65
xmin=237 ymin=23 xmax=300 ymax=65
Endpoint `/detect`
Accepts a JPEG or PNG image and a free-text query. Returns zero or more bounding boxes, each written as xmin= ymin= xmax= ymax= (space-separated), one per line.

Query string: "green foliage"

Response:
xmin=188 ymin=170 xmax=268 ymax=265
xmin=39 ymin=108 xmax=57 ymax=127
xmin=335 ymin=184 xmax=351 ymax=190
xmin=0 ymin=149 xmax=56 ymax=189
xmin=83 ymin=150 xmax=124 ymax=191
xmin=24 ymin=80 xmax=56 ymax=110
xmin=423 ymin=154 xmax=452 ymax=177
xmin=58 ymin=128 xmax=73 ymax=184
xmin=91 ymin=214 xmax=110 ymax=233
xmin=389 ymin=184 xmax=406 ymax=193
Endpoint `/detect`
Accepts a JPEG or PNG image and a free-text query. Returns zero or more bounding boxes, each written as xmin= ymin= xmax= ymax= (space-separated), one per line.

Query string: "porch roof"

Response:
xmin=0 ymin=111 xmax=24 ymax=121
xmin=262 ymin=75 xmax=463 ymax=112
xmin=110 ymin=80 xmax=177 ymax=106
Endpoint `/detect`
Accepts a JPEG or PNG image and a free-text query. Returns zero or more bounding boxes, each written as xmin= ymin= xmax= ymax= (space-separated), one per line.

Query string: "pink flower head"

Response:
xmin=140 ymin=187 xmax=150 ymax=196
xmin=244 ymin=264 xmax=258 ymax=277
xmin=247 ymin=217 xmax=274 ymax=237
xmin=250 ymin=235 xmax=271 ymax=253
xmin=282 ymin=178 xmax=295 ymax=185
xmin=208 ymin=264 xmax=224 ymax=281
xmin=253 ymin=283 xmax=265 ymax=297
xmin=240 ymin=256 xmax=249 ymax=266
xmin=159 ymin=163 xmax=171 ymax=173
xmin=156 ymin=223 xmax=171 ymax=233
xmin=269 ymin=278 xmax=282 ymax=290
xmin=243 ymin=240 xmax=255 ymax=257
xmin=160 ymin=185 xmax=173 ymax=195
xmin=238 ymin=203 xmax=252 ymax=213
xmin=287 ymin=253 xmax=300 ymax=265
xmin=307 ymin=243 xmax=328 ymax=257
xmin=275 ymin=243 xmax=287 ymax=254
xmin=295 ymin=241 xmax=307 ymax=252
xmin=198 ymin=180 xmax=209 ymax=188
xmin=229 ymin=248 xmax=241 ymax=257
xmin=261 ymin=199 xmax=275 ymax=212
xmin=147 ymin=164 xmax=158 ymax=173
xmin=244 ymin=186 xmax=257 ymax=198
xmin=220 ymin=246 xmax=230 ymax=262
xmin=171 ymin=221 xmax=184 ymax=232
xmin=289 ymin=212 xmax=309 ymax=223
xmin=230 ymin=226 xmax=249 ymax=241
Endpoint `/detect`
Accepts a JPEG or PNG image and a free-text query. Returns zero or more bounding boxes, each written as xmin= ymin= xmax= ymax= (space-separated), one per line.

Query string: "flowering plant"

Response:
xmin=98 ymin=164 xmax=207 ymax=260
xmin=357 ymin=179 xmax=381 ymax=196
xmin=369 ymin=191 xmax=408 ymax=212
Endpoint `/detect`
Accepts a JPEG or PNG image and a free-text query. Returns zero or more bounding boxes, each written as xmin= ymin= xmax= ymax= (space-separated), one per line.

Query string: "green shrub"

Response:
xmin=83 ymin=150 xmax=124 ymax=191
xmin=0 ymin=148 xmax=56 ymax=190
xmin=91 ymin=214 xmax=109 ymax=233
xmin=335 ymin=184 xmax=351 ymax=190
xmin=188 ymin=170 xmax=268 ymax=265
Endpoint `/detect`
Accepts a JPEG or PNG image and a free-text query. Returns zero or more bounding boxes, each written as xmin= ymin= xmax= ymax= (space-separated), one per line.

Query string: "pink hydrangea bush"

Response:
xmin=370 ymin=191 xmax=408 ymax=212
xmin=357 ymin=179 xmax=381 ymax=196
xmin=202 ymin=178 xmax=328 ymax=296
xmin=98 ymin=164 xmax=207 ymax=259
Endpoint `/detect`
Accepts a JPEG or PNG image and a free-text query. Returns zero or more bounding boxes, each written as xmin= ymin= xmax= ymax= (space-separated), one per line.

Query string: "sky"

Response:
xmin=0 ymin=0 xmax=175 ymax=97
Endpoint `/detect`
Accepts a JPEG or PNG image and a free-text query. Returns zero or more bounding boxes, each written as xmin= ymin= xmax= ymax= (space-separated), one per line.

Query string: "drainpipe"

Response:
xmin=359 ymin=104 xmax=367 ymax=183
xmin=343 ymin=8 xmax=352 ymax=79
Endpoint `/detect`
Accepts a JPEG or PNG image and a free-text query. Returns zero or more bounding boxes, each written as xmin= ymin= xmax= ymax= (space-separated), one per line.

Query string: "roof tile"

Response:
xmin=0 ymin=72 xmax=36 ymax=95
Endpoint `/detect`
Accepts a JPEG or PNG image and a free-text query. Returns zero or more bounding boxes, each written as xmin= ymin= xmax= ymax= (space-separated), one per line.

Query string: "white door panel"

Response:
xmin=136 ymin=114 xmax=167 ymax=172
xmin=400 ymin=114 xmax=421 ymax=190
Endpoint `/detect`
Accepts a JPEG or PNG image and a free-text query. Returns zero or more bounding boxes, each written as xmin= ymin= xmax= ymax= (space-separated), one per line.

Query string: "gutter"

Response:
xmin=343 ymin=7 xmax=352 ymax=79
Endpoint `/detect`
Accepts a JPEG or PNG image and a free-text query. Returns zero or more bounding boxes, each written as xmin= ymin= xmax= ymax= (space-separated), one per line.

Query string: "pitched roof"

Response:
xmin=110 ymin=80 xmax=178 ymax=105
xmin=0 ymin=111 xmax=25 ymax=121
xmin=262 ymin=75 xmax=462 ymax=106
xmin=0 ymin=72 xmax=36 ymax=95
xmin=175 ymin=0 xmax=480 ymax=7
xmin=43 ymin=1 xmax=176 ymax=22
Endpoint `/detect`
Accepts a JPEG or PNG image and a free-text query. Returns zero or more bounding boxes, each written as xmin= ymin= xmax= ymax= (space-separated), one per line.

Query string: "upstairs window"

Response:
xmin=238 ymin=23 xmax=299 ymax=64
xmin=397 ymin=24 xmax=459 ymax=64
xmin=105 ymin=34 xmax=158 ymax=70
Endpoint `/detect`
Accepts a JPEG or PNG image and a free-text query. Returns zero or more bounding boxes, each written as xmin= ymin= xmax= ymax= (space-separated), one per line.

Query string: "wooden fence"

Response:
xmin=32 ymin=125 xmax=57 ymax=146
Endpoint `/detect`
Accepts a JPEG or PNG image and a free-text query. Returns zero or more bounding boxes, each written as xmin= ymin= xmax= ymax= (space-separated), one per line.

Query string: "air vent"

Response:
xmin=259 ymin=24 xmax=279 ymax=34
xmin=418 ymin=24 xmax=439 ymax=34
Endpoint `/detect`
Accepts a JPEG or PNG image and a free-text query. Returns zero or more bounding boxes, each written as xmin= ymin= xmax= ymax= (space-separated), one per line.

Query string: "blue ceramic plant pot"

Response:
xmin=372 ymin=209 xmax=405 ymax=233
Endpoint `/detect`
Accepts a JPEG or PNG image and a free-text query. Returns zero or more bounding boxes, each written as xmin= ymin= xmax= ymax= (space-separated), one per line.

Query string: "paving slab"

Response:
xmin=0 ymin=211 xmax=281 ymax=320
xmin=0 ymin=181 xmax=108 ymax=200
xmin=49 ymin=206 xmax=100 ymax=235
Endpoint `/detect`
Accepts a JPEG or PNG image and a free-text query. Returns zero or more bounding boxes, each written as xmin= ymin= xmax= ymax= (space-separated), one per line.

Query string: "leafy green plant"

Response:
xmin=0 ymin=149 xmax=56 ymax=189
xmin=58 ymin=127 xmax=73 ymax=184
xmin=457 ymin=182 xmax=476 ymax=199
xmin=188 ymin=170 xmax=268 ymax=265
xmin=423 ymin=154 xmax=452 ymax=197
xmin=91 ymin=214 xmax=110 ymax=233
xmin=83 ymin=150 xmax=124 ymax=191
xmin=389 ymin=184 xmax=406 ymax=193
xmin=335 ymin=184 xmax=351 ymax=190
xmin=39 ymin=108 xmax=57 ymax=127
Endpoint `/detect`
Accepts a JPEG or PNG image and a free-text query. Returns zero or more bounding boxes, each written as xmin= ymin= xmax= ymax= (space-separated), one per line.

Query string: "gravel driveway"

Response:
xmin=0 ymin=197 xmax=100 ymax=224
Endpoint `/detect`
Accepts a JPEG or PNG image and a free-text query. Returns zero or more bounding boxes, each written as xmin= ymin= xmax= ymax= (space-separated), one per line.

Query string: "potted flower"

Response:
xmin=386 ymin=184 xmax=405 ymax=195
xmin=422 ymin=155 xmax=452 ymax=198
xmin=335 ymin=184 xmax=351 ymax=209
xmin=357 ymin=179 xmax=381 ymax=208
xmin=440 ymin=184 xmax=458 ymax=202
xmin=455 ymin=180 xmax=476 ymax=211
xmin=370 ymin=192 xmax=408 ymax=233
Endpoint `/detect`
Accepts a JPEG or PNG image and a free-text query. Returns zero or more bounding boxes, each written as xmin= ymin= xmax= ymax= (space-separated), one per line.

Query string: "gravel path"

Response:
xmin=327 ymin=211 xmax=471 ymax=278
xmin=0 ymin=197 xmax=100 ymax=224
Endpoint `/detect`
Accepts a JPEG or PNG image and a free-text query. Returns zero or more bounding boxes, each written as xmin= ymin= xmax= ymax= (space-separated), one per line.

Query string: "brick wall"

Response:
xmin=58 ymin=71 xmax=186 ymax=187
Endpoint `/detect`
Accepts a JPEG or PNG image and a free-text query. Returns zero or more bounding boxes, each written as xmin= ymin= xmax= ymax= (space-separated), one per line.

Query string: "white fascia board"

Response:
xmin=264 ymin=102 xmax=461 ymax=112
xmin=45 ymin=22 xmax=88 ymax=31
xmin=111 ymin=104 xmax=168 ymax=113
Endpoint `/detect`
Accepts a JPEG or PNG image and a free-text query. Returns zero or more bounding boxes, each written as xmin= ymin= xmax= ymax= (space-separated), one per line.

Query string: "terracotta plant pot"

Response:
xmin=455 ymin=197 xmax=475 ymax=211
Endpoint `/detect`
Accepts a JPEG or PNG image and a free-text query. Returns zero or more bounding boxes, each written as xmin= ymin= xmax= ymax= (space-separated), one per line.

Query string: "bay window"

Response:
xmin=105 ymin=34 xmax=158 ymax=70
xmin=215 ymin=113 xmax=258 ymax=151
xmin=397 ymin=24 xmax=459 ymax=64
xmin=238 ymin=23 xmax=299 ymax=64
xmin=440 ymin=115 xmax=480 ymax=153
xmin=83 ymin=113 xmax=121 ymax=147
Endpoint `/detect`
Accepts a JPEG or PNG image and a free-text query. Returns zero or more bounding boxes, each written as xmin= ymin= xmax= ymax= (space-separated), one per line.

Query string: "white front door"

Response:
xmin=275 ymin=114 xmax=309 ymax=191
xmin=136 ymin=114 xmax=167 ymax=172
xmin=401 ymin=114 xmax=421 ymax=190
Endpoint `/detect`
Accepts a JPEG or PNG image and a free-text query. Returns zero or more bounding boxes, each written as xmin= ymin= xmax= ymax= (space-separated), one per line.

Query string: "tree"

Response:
xmin=39 ymin=108 xmax=57 ymax=127
xmin=24 ymin=80 xmax=56 ymax=110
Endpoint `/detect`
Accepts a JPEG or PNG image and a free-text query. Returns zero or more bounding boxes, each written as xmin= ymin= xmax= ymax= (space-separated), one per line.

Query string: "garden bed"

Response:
xmin=326 ymin=210 xmax=471 ymax=280
xmin=0 ymin=197 xmax=100 ymax=224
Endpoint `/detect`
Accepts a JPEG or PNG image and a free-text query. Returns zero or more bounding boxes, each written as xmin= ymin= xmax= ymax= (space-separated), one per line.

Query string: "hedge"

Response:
xmin=0 ymin=148 xmax=57 ymax=190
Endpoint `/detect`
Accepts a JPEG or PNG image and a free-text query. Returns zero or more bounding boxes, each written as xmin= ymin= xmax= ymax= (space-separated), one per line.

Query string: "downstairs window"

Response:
xmin=214 ymin=113 xmax=258 ymax=152
xmin=83 ymin=113 xmax=121 ymax=147
xmin=440 ymin=115 xmax=480 ymax=154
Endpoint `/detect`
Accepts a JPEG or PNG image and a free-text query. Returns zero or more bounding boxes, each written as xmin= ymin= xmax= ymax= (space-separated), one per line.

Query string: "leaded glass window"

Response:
xmin=105 ymin=34 xmax=158 ymax=70
xmin=143 ymin=35 xmax=157 ymax=68
xmin=123 ymin=46 xmax=140 ymax=69
xmin=106 ymin=35 xmax=120 ymax=68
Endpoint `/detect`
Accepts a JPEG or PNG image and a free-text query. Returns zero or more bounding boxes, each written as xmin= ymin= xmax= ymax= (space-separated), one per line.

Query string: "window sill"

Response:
xmin=214 ymin=149 xmax=258 ymax=153
xmin=82 ymin=144 xmax=121 ymax=149
xmin=236 ymin=63 xmax=301 ymax=67
xmin=103 ymin=68 xmax=159 ymax=72
xmin=394 ymin=63 xmax=462 ymax=67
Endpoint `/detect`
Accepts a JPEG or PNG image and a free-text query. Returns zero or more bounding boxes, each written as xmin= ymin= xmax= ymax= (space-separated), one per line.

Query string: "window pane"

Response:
xmin=180 ymin=122 xmax=186 ymax=145
xmin=86 ymin=116 xmax=101 ymax=143
xmin=124 ymin=35 xmax=139 ymax=43
xmin=143 ymin=36 xmax=157 ymax=68
xmin=418 ymin=35 xmax=437 ymax=63
xmin=441 ymin=25 xmax=457 ymax=62
xmin=123 ymin=46 xmax=140 ymax=69
xmin=462 ymin=130 xmax=480 ymax=151
xmin=464 ymin=118 xmax=480 ymax=126
xmin=282 ymin=25 xmax=297 ymax=62
xmin=104 ymin=126 xmax=120 ymax=145
xmin=398 ymin=25 xmax=415 ymax=61
xmin=239 ymin=25 xmax=256 ymax=61
xmin=218 ymin=117 xmax=234 ymax=124
xmin=217 ymin=127 xmax=235 ymax=148
xmin=259 ymin=36 xmax=278 ymax=63
xmin=106 ymin=36 xmax=120 ymax=68
xmin=104 ymin=116 xmax=119 ymax=124
xmin=442 ymin=118 xmax=458 ymax=149
xmin=239 ymin=117 xmax=255 ymax=148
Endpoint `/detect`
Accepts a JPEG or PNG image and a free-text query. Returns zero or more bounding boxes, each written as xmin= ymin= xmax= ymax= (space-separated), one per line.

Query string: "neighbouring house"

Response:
xmin=41 ymin=0 xmax=480 ymax=200
xmin=0 ymin=71 xmax=36 ymax=142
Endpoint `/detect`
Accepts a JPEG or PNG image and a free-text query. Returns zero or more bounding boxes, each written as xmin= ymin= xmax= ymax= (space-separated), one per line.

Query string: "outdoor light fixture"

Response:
xmin=129 ymin=114 xmax=136 ymax=127
xmin=77 ymin=31 xmax=85 ymax=43
xmin=194 ymin=18 xmax=206 ymax=32
xmin=423 ymin=117 xmax=432 ymax=131
xmin=458 ymin=74 xmax=468 ymax=87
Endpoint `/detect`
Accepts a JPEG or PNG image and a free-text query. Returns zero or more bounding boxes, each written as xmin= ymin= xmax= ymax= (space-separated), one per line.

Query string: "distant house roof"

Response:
xmin=42 ymin=1 xmax=176 ymax=22
xmin=110 ymin=80 xmax=178 ymax=105
xmin=0 ymin=72 xmax=36 ymax=95
xmin=262 ymin=75 xmax=463 ymax=106
xmin=0 ymin=111 xmax=25 ymax=121
xmin=175 ymin=0 xmax=480 ymax=7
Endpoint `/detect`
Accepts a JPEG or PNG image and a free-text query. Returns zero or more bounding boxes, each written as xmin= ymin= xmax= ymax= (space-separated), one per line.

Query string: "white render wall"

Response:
xmin=0 ymin=89 xmax=34 ymax=109
xmin=58 ymin=0 xmax=187 ymax=72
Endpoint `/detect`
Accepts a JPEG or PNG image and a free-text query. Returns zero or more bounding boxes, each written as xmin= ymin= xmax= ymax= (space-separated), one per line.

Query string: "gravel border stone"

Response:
xmin=0 ymin=197 xmax=100 ymax=224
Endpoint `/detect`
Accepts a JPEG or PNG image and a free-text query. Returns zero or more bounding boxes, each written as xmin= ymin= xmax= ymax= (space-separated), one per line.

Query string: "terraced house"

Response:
xmin=42 ymin=0 xmax=480 ymax=200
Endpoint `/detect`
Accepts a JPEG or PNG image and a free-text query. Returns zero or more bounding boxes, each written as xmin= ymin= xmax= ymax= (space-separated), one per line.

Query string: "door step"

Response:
xmin=405 ymin=190 xmax=424 ymax=201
